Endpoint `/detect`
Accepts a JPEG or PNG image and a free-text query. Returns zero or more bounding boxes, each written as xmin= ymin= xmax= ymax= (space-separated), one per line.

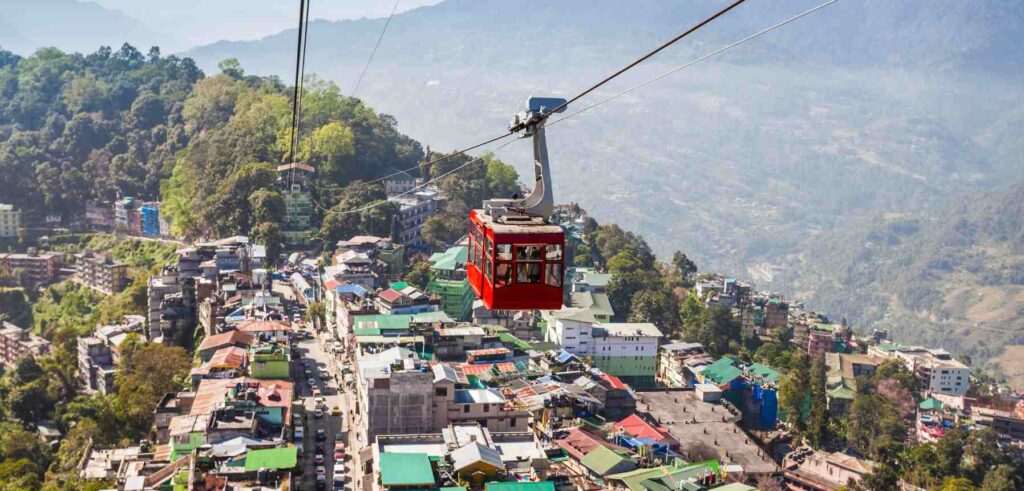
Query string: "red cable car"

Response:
xmin=467 ymin=97 xmax=568 ymax=311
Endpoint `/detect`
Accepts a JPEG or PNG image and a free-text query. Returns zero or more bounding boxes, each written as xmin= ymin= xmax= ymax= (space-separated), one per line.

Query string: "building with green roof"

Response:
xmin=379 ymin=452 xmax=436 ymax=488
xmin=580 ymin=445 xmax=637 ymax=477
xmin=426 ymin=245 xmax=474 ymax=321
xmin=485 ymin=482 xmax=556 ymax=491
xmin=606 ymin=460 xmax=720 ymax=491
xmin=698 ymin=357 xmax=744 ymax=388
xmin=243 ymin=447 xmax=297 ymax=471
xmin=919 ymin=397 xmax=943 ymax=411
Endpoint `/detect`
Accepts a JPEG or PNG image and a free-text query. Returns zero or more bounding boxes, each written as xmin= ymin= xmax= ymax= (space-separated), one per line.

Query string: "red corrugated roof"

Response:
xmin=324 ymin=279 xmax=342 ymax=290
xmin=611 ymin=414 xmax=671 ymax=442
xmin=198 ymin=330 xmax=254 ymax=352
xmin=553 ymin=427 xmax=628 ymax=461
xmin=190 ymin=377 xmax=293 ymax=417
xmin=600 ymin=373 xmax=627 ymax=390
xmin=377 ymin=289 xmax=403 ymax=302
xmin=461 ymin=363 xmax=494 ymax=375
xmin=207 ymin=346 xmax=247 ymax=368
xmin=235 ymin=320 xmax=290 ymax=333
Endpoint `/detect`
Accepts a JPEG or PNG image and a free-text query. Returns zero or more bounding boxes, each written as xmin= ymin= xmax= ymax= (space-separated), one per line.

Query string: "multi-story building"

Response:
xmin=868 ymin=343 xmax=971 ymax=396
xmin=657 ymin=341 xmax=713 ymax=388
xmin=78 ymin=336 xmax=116 ymax=394
xmin=0 ymin=249 xmax=62 ymax=284
xmin=140 ymin=202 xmax=162 ymax=237
xmin=114 ymin=197 xmax=141 ymax=234
xmin=391 ymin=188 xmax=441 ymax=247
xmin=384 ymin=171 xmax=420 ymax=197
xmin=824 ymin=353 xmax=884 ymax=414
xmin=426 ymin=245 xmax=474 ymax=321
xmin=277 ymin=162 xmax=314 ymax=244
xmin=84 ymin=200 xmax=114 ymax=231
xmin=357 ymin=347 xmax=436 ymax=439
xmin=0 ymin=321 xmax=50 ymax=367
xmin=546 ymin=308 xmax=662 ymax=387
xmin=569 ymin=268 xmax=611 ymax=294
xmin=147 ymin=267 xmax=196 ymax=346
xmin=0 ymin=203 xmax=21 ymax=238
xmin=74 ymin=250 xmax=130 ymax=294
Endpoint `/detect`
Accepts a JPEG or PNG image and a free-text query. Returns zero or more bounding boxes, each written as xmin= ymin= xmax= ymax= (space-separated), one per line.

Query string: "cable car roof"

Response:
xmin=472 ymin=211 xmax=564 ymax=235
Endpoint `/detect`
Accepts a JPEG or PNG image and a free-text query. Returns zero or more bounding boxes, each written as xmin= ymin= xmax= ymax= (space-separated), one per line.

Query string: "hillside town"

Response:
xmin=1 ymin=192 xmax=1021 ymax=491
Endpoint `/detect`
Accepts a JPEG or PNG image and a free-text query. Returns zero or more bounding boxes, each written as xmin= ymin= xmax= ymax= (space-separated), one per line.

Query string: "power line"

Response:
xmin=287 ymin=0 xmax=308 ymax=165
xmin=311 ymin=136 xmax=520 ymax=215
xmin=291 ymin=0 xmax=313 ymax=189
xmin=322 ymin=131 xmax=514 ymax=189
xmin=549 ymin=0 xmax=747 ymax=115
xmin=548 ymin=0 xmax=843 ymax=129
xmin=351 ymin=0 xmax=401 ymax=97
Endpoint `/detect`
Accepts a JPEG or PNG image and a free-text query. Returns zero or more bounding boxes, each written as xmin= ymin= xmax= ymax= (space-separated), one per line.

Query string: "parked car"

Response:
xmin=314 ymin=408 xmax=324 ymax=418
xmin=316 ymin=428 xmax=326 ymax=442
xmin=314 ymin=453 xmax=324 ymax=465
xmin=330 ymin=405 xmax=342 ymax=416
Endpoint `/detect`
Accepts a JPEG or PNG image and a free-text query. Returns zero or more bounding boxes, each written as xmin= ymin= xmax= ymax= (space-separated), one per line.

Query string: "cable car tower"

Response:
xmin=467 ymin=97 xmax=568 ymax=311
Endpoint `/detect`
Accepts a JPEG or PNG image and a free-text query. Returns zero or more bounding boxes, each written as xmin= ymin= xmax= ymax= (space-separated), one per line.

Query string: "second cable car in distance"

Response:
xmin=467 ymin=97 xmax=568 ymax=311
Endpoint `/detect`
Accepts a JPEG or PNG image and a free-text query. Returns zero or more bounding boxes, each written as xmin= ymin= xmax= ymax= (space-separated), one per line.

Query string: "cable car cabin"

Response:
xmin=467 ymin=209 xmax=565 ymax=311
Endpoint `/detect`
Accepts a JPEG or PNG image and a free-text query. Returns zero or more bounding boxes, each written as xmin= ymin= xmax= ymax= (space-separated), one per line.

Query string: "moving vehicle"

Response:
xmin=330 ymin=405 xmax=341 ymax=416
xmin=314 ymin=408 xmax=324 ymax=418
xmin=467 ymin=97 xmax=567 ymax=310
xmin=314 ymin=453 xmax=324 ymax=465
xmin=316 ymin=428 xmax=326 ymax=441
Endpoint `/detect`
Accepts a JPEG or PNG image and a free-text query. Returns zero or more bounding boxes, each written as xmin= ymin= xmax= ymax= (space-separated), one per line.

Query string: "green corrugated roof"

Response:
xmin=380 ymin=452 xmax=435 ymax=486
xmin=748 ymin=363 xmax=780 ymax=384
xmin=485 ymin=482 xmax=556 ymax=491
xmin=441 ymin=487 xmax=468 ymax=491
xmin=919 ymin=397 xmax=943 ymax=411
xmin=390 ymin=281 xmax=409 ymax=290
xmin=498 ymin=332 xmax=533 ymax=350
xmin=581 ymin=446 xmax=634 ymax=476
xmin=354 ymin=314 xmax=413 ymax=330
xmin=243 ymin=447 xmax=297 ymax=471
xmin=607 ymin=460 xmax=720 ymax=491
xmin=353 ymin=327 xmax=382 ymax=336
xmin=430 ymin=246 xmax=467 ymax=271
xmin=702 ymin=357 xmax=743 ymax=385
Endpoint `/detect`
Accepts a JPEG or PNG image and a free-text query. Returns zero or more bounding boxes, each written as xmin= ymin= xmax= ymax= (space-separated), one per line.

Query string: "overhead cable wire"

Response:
xmin=548 ymin=0 xmax=747 ymax=115
xmin=291 ymin=0 xmax=313 ymax=189
xmin=548 ymin=0 xmax=843 ymax=129
xmin=311 ymin=136 xmax=520 ymax=215
xmin=351 ymin=0 xmax=401 ymax=97
xmin=321 ymin=131 xmax=514 ymax=190
xmin=287 ymin=0 xmax=307 ymax=166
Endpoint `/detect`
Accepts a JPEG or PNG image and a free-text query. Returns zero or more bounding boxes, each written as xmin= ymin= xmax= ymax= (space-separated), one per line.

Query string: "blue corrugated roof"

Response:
xmin=337 ymin=284 xmax=369 ymax=297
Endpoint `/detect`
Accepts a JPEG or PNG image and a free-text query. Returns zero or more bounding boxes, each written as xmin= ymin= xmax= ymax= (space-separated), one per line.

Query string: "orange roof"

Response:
xmin=461 ymin=363 xmax=494 ymax=375
xmin=277 ymin=162 xmax=314 ymax=173
xmin=198 ymin=330 xmax=254 ymax=352
xmin=600 ymin=373 xmax=627 ymax=390
xmin=553 ymin=427 xmax=628 ymax=461
xmin=190 ymin=377 xmax=293 ymax=417
xmin=235 ymin=320 xmax=291 ymax=333
xmin=207 ymin=346 xmax=247 ymax=369
xmin=611 ymin=414 xmax=673 ymax=443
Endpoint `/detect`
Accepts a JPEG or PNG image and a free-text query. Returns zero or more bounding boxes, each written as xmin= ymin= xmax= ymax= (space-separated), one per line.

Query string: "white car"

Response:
xmin=333 ymin=462 xmax=346 ymax=475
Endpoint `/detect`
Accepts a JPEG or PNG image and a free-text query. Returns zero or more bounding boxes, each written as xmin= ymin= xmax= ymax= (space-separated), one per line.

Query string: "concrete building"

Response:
xmin=74 ymin=250 xmax=130 ymax=294
xmin=84 ymin=200 xmax=114 ymax=231
xmin=0 ymin=249 xmax=62 ymax=285
xmin=426 ymin=245 xmax=474 ymax=321
xmin=356 ymin=347 xmax=436 ymax=439
xmin=886 ymin=346 xmax=970 ymax=396
xmin=0 ymin=321 xmax=50 ymax=366
xmin=114 ymin=197 xmax=141 ymax=234
xmin=147 ymin=267 xmax=197 ymax=346
xmin=569 ymin=268 xmax=611 ymax=294
xmin=783 ymin=450 xmax=873 ymax=490
xmin=78 ymin=336 xmax=116 ymax=394
xmin=390 ymin=188 xmax=442 ymax=247
xmin=140 ymin=202 xmax=162 ymax=237
xmin=657 ymin=342 xmax=712 ymax=388
xmin=545 ymin=308 xmax=662 ymax=387
xmin=383 ymin=172 xmax=420 ymax=197
xmin=824 ymin=353 xmax=884 ymax=415
xmin=0 ymin=203 xmax=20 ymax=238
xmin=277 ymin=162 xmax=315 ymax=244
xmin=568 ymin=292 xmax=614 ymax=323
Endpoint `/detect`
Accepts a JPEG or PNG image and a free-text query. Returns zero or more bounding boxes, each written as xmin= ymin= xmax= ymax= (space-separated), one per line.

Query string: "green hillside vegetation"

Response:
xmin=774 ymin=181 xmax=1024 ymax=385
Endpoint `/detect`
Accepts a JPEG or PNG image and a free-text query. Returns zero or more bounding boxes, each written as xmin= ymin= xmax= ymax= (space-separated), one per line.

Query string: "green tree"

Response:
xmin=939 ymin=477 xmax=976 ymax=491
xmin=980 ymin=465 xmax=1019 ymax=491
xmin=484 ymin=156 xmax=520 ymax=199
xmin=252 ymin=221 xmax=285 ymax=260
xmin=806 ymin=354 xmax=829 ymax=448
xmin=778 ymin=352 xmax=810 ymax=431
xmin=218 ymin=58 xmax=245 ymax=79
xmin=628 ymin=288 xmax=678 ymax=334
xmin=671 ymin=251 xmax=698 ymax=283
xmin=306 ymin=302 xmax=327 ymax=332
xmin=114 ymin=343 xmax=190 ymax=437
xmin=405 ymin=260 xmax=433 ymax=290
xmin=248 ymin=188 xmax=285 ymax=224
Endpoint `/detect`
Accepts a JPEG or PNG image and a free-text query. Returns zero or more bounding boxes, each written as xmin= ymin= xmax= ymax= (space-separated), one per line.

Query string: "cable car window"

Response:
xmin=516 ymin=245 xmax=543 ymax=261
xmin=486 ymin=254 xmax=493 ymax=283
xmin=516 ymin=263 xmax=542 ymax=284
xmin=496 ymin=262 xmax=512 ymax=287
xmin=545 ymin=264 xmax=562 ymax=287
xmin=496 ymin=244 xmax=513 ymax=261
xmin=545 ymin=244 xmax=562 ymax=262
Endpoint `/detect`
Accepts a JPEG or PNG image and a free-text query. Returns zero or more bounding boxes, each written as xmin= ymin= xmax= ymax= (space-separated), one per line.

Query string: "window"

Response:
xmin=483 ymin=404 xmax=490 ymax=413
xmin=545 ymin=264 xmax=562 ymax=287
xmin=435 ymin=387 xmax=448 ymax=397
xmin=463 ymin=405 xmax=470 ymax=413
xmin=517 ymin=263 xmax=542 ymax=283
xmin=510 ymin=417 xmax=517 ymax=427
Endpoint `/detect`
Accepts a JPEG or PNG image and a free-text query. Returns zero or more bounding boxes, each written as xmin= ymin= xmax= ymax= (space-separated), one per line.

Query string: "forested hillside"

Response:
xmin=774 ymin=181 xmax=1024 ymax=385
